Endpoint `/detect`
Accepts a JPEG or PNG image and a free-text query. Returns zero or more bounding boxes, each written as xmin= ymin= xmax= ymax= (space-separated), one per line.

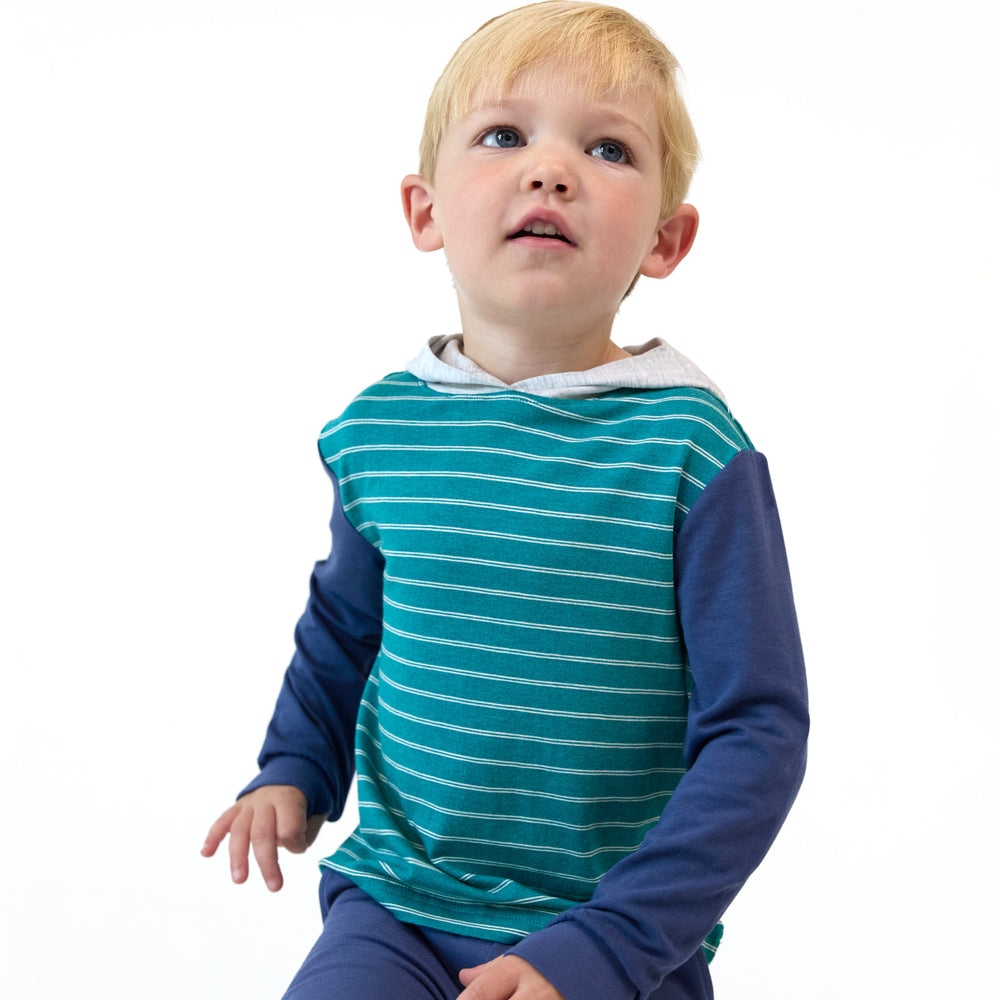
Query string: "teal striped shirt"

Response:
xmin=317 ymin=372 xmax=752 ymax=942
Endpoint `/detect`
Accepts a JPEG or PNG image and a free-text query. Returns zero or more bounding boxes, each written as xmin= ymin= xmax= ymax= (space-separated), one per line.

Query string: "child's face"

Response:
xmin=406 ymin=63 xmax=680 ymax=336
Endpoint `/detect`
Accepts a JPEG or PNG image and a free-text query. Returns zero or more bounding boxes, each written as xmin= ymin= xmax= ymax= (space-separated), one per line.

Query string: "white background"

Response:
xmin=2 ymin=1 xmax=997 ymax=996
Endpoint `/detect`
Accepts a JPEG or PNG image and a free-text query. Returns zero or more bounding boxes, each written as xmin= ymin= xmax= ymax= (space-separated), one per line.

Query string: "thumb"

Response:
xmin=280 ymin=811 xmax=327 ymax=853
xmin=274 ymin=800 xmax=310 ymax=853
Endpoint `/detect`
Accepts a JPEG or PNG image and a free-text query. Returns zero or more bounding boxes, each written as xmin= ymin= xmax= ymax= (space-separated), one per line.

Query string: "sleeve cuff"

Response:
xmin=238 ymin=755 xmax=335 ymax=818
xmin=508 ymin=920 xmax=636 ymax=1000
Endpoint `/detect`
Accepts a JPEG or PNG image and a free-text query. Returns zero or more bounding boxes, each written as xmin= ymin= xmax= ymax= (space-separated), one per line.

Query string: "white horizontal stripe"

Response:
xmin=345 ymin=495 xmax=671 ymax=532
xmin=383 ymin=902 xmax=544 ymax=937
xmin=382 ymin=622 xmax=681 ymax=669
xmin=339 ymin=468 xmax=678 ymax=505
xmin=327 ymin=417 xmax=727 ymax=470
xmin=372 ymin=746 xmax=683 ymax=804
xmin=378 ymin=697 xmax=683 ymax=751
xmin=358 ymin=773 xmax=663 ymax=833
xmin=427 ymin=855 xmax=601 ymax=888
xmin=407 ymin=821 xmax=642 ymax=861
xmin=329 ymin=442 xmax=706 ymax=488
xmin=510 ymin=394 xmax=743 ymax=450
xmin=379 ymin=645 xmax=688 ymax=697
xmin=589 ymin=390 xmax=732 ymax=419
xmin=321 ymin=870 xmax=555 ymax=936
xmin=383 ymin=572 xmax=671 ymax=616
xmin=383 ymin=594 xmax=673 ymax=644
xmin=368 ymin=524 xmax=672 ymax=561
xmin=382 ymin=549 xmax=673 ymax=589
xmin=378 ymin=723 xmax=684 ymax=777
xmin=378 ymin=670 xmax=687 ymax=723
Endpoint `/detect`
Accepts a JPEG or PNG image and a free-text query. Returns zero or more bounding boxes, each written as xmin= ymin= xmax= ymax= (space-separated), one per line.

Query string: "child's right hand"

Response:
xmin=201 ymin=785 xmax=327 ymax=892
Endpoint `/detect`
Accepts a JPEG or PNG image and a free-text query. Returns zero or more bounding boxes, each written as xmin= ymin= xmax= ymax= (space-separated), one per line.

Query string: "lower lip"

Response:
xmin=509 ymin=236 xmax=575 ymax=251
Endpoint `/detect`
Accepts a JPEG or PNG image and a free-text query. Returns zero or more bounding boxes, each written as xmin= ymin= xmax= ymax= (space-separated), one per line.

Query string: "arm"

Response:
xmin=508 ymin=450 xmax=809 ymax=999
xmin=240 ymin=458 xmax=385 ymax=818
xmin=202 ymin=458 xmax=385 ymax=887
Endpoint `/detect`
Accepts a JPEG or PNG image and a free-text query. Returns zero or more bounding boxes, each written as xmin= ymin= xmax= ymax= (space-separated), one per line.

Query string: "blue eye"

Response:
xmin=589 ymin=140 xmax=629 ymax=163
xmin=480 ymin=127 xmax=523 ymax=149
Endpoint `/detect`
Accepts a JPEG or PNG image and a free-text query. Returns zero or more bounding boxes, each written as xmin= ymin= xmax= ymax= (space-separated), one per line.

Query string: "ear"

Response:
xmin=401 ymin=174 xmax=444 ymax=252
xmin=640 ymin=204 xmax=699 ymax=279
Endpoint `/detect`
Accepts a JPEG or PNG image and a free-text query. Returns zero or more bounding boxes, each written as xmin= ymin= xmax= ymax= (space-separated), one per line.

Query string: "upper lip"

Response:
xmin=508 ymin=209 xmax=576 ymax=246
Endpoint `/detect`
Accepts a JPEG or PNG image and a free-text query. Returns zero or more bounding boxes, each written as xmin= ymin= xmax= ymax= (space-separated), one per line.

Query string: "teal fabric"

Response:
xmin=318 ymin=373 xmax=752 ymax=944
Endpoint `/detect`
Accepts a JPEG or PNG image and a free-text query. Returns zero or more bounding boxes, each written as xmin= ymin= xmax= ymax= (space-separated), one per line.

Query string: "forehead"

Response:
xmin=460 ymin=56 xmax=659 ymax=121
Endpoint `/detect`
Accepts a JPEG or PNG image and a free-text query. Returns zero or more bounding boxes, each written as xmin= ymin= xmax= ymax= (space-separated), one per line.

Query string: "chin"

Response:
xmin=505 ymin=278 xmax=604 ymax=314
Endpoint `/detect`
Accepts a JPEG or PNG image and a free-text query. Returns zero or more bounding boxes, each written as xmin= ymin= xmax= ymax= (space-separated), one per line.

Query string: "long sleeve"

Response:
xmin=239 ymin=457 xmax=385 ymax=820
xmin=510 ymin=449 xmax=809 ymax=999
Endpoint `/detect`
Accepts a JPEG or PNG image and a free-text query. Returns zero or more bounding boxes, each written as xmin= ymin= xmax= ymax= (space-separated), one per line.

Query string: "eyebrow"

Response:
xmin=598 ymin=111 xmax=653 ymax=149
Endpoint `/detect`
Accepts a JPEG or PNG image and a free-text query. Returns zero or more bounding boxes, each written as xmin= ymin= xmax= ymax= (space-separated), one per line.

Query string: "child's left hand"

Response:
xmin=456 ymin=955 xmax=567 ymax=1000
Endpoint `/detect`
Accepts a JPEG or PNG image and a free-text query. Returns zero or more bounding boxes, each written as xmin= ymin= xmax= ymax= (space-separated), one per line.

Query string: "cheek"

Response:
xmin=442 ymin=199 xmax=497 ymax=262
xmin=609 ymin=187 xmax=662 ymax=248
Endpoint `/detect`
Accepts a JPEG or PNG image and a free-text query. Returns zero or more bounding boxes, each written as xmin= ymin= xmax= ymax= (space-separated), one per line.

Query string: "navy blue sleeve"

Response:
xmin=239 ymin=456 xmax=385 ymax=820
xmin=510 ymin=449 xmax=809 ymax=1000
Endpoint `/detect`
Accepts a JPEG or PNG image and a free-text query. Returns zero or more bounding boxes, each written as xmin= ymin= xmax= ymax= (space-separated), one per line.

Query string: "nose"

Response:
xmin=521 ymin=144 xmax=577 ymax=198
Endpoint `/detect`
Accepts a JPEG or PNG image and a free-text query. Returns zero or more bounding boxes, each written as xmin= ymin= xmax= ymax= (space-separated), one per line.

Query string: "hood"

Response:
xmin=406 ymin=334 xmax=725 ymax=401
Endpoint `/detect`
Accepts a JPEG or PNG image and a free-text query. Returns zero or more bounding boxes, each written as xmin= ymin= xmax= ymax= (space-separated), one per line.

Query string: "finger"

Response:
xmin=456 ymin=957 xmax=513 ymax=999
xmin=227 ymin=806 xmax=253 ymax=884
xmin=457 ymin=956 xmax=564 ymax=1000
xmin=458 ymin=961 xmax=492 ymax=986
xmin=201 ymin=805 xmax=238 ymax=857
xmin=250 ymin=803 xmax=284 ymax=892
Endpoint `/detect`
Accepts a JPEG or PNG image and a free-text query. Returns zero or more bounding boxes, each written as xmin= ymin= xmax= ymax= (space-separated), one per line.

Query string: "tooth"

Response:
xmin=527 ymin=221 xmax=561 ymax=237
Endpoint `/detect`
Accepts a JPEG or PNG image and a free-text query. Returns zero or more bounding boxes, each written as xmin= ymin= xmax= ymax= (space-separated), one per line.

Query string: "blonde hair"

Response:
xmin=418 ymin=1 xmax=699 ymax=217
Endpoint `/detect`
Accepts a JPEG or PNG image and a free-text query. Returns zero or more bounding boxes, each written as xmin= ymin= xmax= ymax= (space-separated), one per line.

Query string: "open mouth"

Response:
xmin=510 ymin=221 xmax=573 ymax=244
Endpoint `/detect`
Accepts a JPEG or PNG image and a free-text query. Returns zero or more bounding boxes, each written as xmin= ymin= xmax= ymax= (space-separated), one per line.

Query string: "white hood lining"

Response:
xmin=406 ymin=335 xmax=725 ymax=402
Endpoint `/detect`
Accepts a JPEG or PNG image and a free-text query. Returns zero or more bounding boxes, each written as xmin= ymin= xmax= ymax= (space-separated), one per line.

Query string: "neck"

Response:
xmin=458 ymin=311 xmax=629 ymax=385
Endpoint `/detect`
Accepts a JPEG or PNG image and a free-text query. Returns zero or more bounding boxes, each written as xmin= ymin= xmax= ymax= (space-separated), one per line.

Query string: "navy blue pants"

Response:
xmin=282 ymin=870 xmax=713 ymax=1000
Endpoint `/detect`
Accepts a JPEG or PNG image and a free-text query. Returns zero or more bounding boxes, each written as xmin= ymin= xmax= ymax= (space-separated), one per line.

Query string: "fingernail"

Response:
xmin=231 ymin=868 xmax=244 ymax=882
xmin=267 ymin=879 xmax=281 ymax=892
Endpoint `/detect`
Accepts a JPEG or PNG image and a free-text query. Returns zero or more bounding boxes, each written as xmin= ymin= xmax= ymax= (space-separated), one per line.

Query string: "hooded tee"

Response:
xmin=243 ymin=335 xmax=808 ymax=1000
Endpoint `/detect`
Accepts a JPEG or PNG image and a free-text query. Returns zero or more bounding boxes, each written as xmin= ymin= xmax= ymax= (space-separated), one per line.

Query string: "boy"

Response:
xmin=203 ymin=3 xmax=808 ymax=999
